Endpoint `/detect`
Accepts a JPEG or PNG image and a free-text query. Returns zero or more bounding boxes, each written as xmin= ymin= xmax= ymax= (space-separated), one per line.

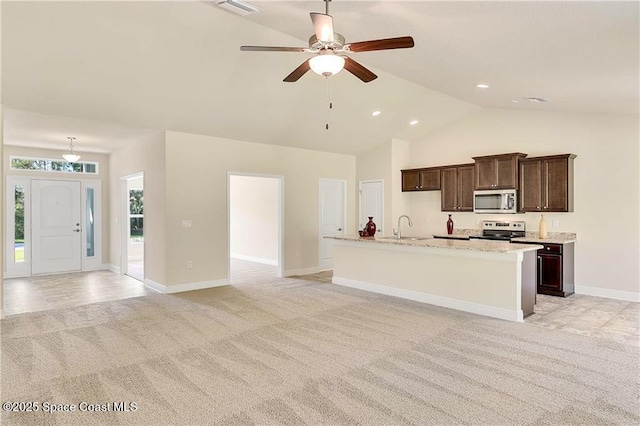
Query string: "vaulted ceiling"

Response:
xmin=2 ymin=1 xmax=638 ymax=155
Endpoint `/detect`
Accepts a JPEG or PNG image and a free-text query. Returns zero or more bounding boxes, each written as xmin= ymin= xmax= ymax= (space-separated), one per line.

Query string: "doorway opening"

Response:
xmin=121 ymin=173 xmax=144 ymax=282
xmin=228 ymin=173 xmax=283 ymax=284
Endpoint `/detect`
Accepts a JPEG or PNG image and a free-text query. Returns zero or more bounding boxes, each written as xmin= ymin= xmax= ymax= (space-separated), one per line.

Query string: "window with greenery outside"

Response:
xmin=14 ymin=186 xmax=25 ymax=262
xmin=130 ymin=190 xmax=144 ymax=242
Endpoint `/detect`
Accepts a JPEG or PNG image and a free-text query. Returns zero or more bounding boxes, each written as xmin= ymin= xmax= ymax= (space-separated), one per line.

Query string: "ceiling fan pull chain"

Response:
xmin=326 ymin=77 xmax=332 ymax=130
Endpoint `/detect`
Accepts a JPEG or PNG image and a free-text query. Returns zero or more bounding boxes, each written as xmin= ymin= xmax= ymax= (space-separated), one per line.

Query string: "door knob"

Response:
xmin=73 ymin=229 xmax=81 ymax=232
xmin=337 ymin=228 xmax=342 ymax=231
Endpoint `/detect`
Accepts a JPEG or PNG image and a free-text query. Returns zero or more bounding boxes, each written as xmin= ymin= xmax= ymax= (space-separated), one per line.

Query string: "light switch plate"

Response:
xmin=552 ymin=219 xmax=559 ymax=228
xmin=182 ymin=220 xmax=192 ymax=228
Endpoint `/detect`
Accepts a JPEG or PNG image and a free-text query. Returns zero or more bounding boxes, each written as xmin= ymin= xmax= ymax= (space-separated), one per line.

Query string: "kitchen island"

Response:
xmin=326 ymin=235 xmax=542 ymax=322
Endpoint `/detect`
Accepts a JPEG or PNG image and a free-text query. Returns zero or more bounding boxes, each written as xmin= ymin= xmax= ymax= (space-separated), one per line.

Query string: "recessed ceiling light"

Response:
xmin=371 ymin=111 xmax=381 ymax=116
xmin=476 ymin=83 xmax=489 ymax=89
xmin=511 ymin=100 xmax=520 ymax=103
xmin=409 ymin=120 xmax=419 ymax=126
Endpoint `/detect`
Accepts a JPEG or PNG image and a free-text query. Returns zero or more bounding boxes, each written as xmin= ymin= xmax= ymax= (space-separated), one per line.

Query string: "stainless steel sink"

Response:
xmin=378 ymin=236 xmax=430 ymax=241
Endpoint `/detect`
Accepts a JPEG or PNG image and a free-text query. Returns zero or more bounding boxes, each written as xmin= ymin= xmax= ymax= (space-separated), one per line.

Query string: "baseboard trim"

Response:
xmin=0 ymin=310 xmax=4 ymax=320
xmin=333 ymin=276 xmax=522 ymax=322
xmin=575 ymin=285 xmax=640 ymax=302
xmin=83 ymin=264 xmax=105 ymax=272
xmin=105 ymin=264 xmax=121 ymax=274
xmin=143 ymin=279 xmax=165 ymax=293
xmin=144 ymin=278 xmax=229 ymax=294
xmin=284 ymin=266 xmax=321 ymax=277
xmin=231 ymin=253 xmax=278 ymax=266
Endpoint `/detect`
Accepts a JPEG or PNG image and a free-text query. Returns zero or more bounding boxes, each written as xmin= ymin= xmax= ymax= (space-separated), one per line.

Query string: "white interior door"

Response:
xmin=32 ymin=180 xmax=82 ymax=274
xmin=319 ymin=179 xmax=346 ymax=270
xmin=359 ymin=180 xmax=384 ymax=234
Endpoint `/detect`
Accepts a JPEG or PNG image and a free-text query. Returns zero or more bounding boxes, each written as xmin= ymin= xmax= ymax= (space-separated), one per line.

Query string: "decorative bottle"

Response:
xmin=365 ymin=217 xmax=377 ymax=236
xmin=538 ymin=214 xmax=548 ymax=239
xmin=446 ymin=215 xmax=454 ymax=235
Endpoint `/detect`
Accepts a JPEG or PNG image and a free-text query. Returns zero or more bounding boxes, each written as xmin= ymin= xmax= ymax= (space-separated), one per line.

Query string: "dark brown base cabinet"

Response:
xmin=537 ymin=243 xmax=575 ymax=297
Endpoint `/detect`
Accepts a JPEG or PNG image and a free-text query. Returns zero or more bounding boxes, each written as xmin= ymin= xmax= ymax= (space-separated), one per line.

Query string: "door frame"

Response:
xmin=358 ymin=179 xmax=384 ymax=234
xmin=227 ymin=172 xmax=285 ymax=280
xmin=318 ymin=178 xmax=347 ymax=271
xmin=120 ymin=172 xmax=144 ymax=278
xmin=5 ymin=175 xmax=102 ymax=278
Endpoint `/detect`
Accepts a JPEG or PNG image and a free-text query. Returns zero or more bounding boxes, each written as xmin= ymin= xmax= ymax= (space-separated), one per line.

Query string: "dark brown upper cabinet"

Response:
xmin=519 ymin=154 xmax=576 ymax=212
xmin=441 ymin=164 xmax=475 ymax=212
xmin=401 ymin=167 xmax=441 ymax=192
xmin=473 ymin=153 xmax=527 ymax=190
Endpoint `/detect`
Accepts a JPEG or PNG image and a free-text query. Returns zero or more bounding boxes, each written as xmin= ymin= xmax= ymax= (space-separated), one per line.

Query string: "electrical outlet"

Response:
xmin=552 ymin=219 xmax=559 ymax=228
xmin=294 ymin=250 xmax=301 ymax=258
xmin=115 ymin=217 xmax=119 ymax=224
xmin=187 ymin=261 xmax=193 ymax=269
xmin=182 ymin=220 xmax=192 ymax=228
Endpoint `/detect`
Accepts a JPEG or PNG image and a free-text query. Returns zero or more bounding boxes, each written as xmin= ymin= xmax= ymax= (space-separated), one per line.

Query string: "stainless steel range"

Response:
xmin=469 ymin=221 xmax=526 ymax=241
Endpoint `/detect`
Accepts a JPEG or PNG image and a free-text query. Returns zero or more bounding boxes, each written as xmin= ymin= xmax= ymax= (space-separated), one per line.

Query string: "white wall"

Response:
xmin=164 ymin=130 xmax=356 ymax=287
xmin=230 ymin=175 xmax=279 ymax=265
xmin=0 ymin=106 xmax=4 ymax=316
xmin=355 ymin=139 xmax=414 ymax=237
xmin=399 ymin=108 xmax=639 ymax=296
xmin=108 ymin=133 xmax=166 ymax=284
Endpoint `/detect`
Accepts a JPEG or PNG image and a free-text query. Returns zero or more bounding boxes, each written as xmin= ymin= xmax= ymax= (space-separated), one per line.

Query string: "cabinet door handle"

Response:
xmin=415 ymin=186 xmax=419 ymax=189
xmin=536 ymin=206 xmax=540 ymax=209
xmin=537 ymin=256 xmax=542 ymax=284
xmin=419 ymin=185 xmax=423 ymax=189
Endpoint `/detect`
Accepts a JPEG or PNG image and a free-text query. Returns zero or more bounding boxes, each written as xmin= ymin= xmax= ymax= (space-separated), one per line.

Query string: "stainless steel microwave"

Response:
xmin=473 ymin=189 xmax=517 ymax=214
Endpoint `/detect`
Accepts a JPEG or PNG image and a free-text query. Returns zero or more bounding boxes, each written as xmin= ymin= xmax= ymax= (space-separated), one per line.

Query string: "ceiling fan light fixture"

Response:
xmin=309 ymin=53 xmax=345 ymax=77
xmin=63 ymin=137 xmax=81 ymax=163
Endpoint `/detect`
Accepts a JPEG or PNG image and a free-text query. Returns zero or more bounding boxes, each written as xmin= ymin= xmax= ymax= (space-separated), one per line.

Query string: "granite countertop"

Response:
xmin=326 ymin=235 xmax=542 ymax=254
xmin=511 ymin=233 xmax=577 ymax=244
xmin=432 ymin=229 xmax=577 ymax=244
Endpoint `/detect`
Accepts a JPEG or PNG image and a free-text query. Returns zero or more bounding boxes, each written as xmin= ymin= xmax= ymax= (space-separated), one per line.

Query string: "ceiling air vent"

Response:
xmin=525 ymin=97 xmax=549 ymax=103
xmin=216 ymin=0 xmax=260 ymax=16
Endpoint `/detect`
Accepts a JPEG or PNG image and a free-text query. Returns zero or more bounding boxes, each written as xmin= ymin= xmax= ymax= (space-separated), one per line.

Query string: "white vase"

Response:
xmin=538 ymin=214 xmax=548 ymax=239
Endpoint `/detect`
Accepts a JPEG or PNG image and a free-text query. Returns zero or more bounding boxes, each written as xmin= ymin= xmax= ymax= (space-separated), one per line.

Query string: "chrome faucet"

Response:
xmin=393 ymin=215 xmax=413 ymax=239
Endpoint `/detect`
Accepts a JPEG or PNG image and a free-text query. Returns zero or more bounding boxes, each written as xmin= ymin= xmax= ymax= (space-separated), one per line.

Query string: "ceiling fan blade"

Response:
xmin=343 ymin=57 xmax=377 ymax=83
xmin=347 ymin=36 xmax=415 ymax=52
xmin=310 ymin=12 xmax=334 ymax=43
xmin=283 ymin=60 xmax=311 ymax=82
xmin=241 ymin=46 xmax=306 ymax=52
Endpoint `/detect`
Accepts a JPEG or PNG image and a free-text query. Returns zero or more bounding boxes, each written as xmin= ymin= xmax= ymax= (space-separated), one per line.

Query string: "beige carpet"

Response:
xmin=1 ymin=274 xmax=638 ymax=425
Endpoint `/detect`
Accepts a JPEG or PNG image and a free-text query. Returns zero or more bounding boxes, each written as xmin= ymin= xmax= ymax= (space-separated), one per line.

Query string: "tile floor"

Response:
xmin=2 ymin=264 xmax=638 ymax=348
xmin=2 ymin=270 xmax=150 ymax=316
xmin=127 ymin=259 xmax=144 ymax=282
xmin=526 ymin=293 xmax=640 ymax=346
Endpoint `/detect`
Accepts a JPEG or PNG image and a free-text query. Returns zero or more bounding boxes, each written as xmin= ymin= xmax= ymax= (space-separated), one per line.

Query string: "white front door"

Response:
xmin=319 ymin=179 xmax=346 ymax=270
xmin=31 ymin=180 xmax=82 ymax=274
xmin=359 ymin=180 xmax=384 ymax=234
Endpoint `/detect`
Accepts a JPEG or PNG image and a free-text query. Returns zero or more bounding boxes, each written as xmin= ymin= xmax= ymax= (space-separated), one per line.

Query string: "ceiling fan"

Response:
xmin=240 ymin=0 xmax=414 ymax=83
